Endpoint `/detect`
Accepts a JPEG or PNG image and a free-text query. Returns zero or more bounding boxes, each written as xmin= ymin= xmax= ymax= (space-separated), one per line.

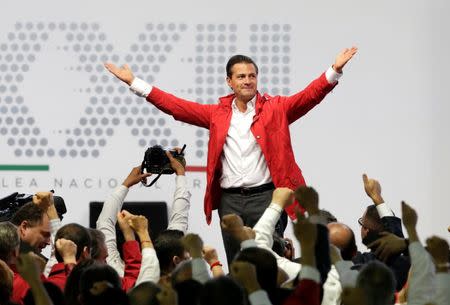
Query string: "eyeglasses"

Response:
xmin=358 ymin=217 xmax=377 ymax=231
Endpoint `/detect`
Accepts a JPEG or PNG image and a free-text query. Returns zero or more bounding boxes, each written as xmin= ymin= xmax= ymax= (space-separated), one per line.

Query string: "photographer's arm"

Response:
xmin=165 ymin=150 xmax=191 ymax=234
xmin=96 ymin=166 xmax=150 ymax=275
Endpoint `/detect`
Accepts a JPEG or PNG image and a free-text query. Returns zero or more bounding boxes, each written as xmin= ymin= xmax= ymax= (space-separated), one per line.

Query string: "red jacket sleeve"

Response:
xmin=283 ymin=279 xmax=321 ymax=305
xmin=47 ymin=262 xmax=75 ymax=292
xmin=282 ymin=72 xmax=337 ymax=124
xmin=121 ymin=240 xmax=142 ymax=291
xmin=148 ymin=87 xmax=216 ymax=129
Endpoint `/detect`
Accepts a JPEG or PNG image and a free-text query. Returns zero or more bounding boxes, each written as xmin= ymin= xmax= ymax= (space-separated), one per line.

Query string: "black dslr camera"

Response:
xmin=141 ymin=144 xmax=186 ymax=187
xmin=0 ymin=192 xmax=67 ymax=222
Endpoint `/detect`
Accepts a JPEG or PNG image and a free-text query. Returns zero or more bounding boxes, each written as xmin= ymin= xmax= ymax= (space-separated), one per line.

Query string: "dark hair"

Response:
xmin=319 ymin=209 xmax=338 ymax=224
xmin=79 ymin=263 xmax=126 ymax=305
xmin=174 ymin=279 xmax=203 ymax=305
xmin=55 ymin=223 xmax=91 ymax=262
xmin=340 ymin=229 xmax=357 ymax=261
xmin=0 ymin=222 xmax=19 ymax=261
xmin=364 ymin=205 xmax=383 ymax=231
xmin=154 ymin=230 xmax=185 ymax=275
xmin=65 ymin=259 xmax=96 ymax=305
xmin=234 ymin=247 xmax=277 ymax=297
xmin=0 ymin=260 xmax=13 ymax=302
xmin=356 ymin=261 xmax=396 ymax=305
xmin=199 ymin=277 xmax=245 ymax=305
xmin=127 ymin=282 xmax=161 ymax=305
xmin=88 ymin=229 xmax=105 ymax=261
xmin=226 ymin=55 xmax=258 ymax=77
xmin=271 ymin=233 xmax=286 ymax=257
xmin=24 ymin=282 xmax=66 ymax=305
xmin=10 ymin=202 xmax=45 ymax=227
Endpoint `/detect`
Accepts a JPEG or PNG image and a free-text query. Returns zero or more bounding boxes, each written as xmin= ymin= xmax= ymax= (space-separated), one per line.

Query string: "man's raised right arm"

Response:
xmin=105 ymin=62 xmax=214 ymax=129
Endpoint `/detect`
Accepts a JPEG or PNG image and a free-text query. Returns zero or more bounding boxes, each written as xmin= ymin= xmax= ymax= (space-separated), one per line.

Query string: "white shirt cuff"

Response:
xmin=175 ymin=175 xmax=187 ymax=188
xmin=241 ymin=239 xmax=258 ymax=249
xmin=267 ymin=203 xmax=283 ymax=214
xmin=130 ymin=77 xmax=153 ymax=97
xmin=325 ymin=66 xmax=342 ymax=84
xmin=49 ymin=218 xmax=61 ymax=233
xmin=141 ymin=247 xmax=156 ymax=257
xmin=376 ymin=203 xmax=394 ymax=217
xmin=299 ymin=265 xmax=321 ymax=283
xmin=248 ymin=290 xmax=272 ymax=305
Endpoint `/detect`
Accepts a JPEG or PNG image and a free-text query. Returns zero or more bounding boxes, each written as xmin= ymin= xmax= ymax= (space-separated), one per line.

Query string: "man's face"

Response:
xmin=20 ymin=213 xmax=51 ymax=252
xmin=226 ymin=62 xmax=258 ymax=102
xmin=97 ymin=241 xmax=109 ymax=263
xmin=358 ymin=211 xmax=381 ymax=240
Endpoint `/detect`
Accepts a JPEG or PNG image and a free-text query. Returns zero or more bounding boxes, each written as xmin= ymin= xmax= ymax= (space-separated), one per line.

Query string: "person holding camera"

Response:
xmin=105 ymin=47 xmax=357 ymax=263
xmin=96 ymin=149 xmax=191 ymax=283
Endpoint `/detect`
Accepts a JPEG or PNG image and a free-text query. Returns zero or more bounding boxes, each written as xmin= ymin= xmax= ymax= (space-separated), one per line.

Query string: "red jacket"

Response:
xmin=283 ymin=279 xmax=321 ymax=305
xmin=147 ymin=73 xmax=336 ymax=223
xmin=46 ymin=241 xmax=141 ymax=292
xmin=120 ymin=240 xmax=141 ymax=291
xmin=11 ymin=266 xmax=48 ymax=305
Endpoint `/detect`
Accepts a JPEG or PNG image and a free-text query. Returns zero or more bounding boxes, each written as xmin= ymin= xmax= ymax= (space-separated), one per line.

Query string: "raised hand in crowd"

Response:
xmin=221 ymin=214 xmax=255 ymax=243
xmin=55 ymin=238 xmax=77 ymax=265
xmin=128 ymin=214 xmax=153 ymax=248
xmin=17 ymin=253 xmax=54 ymax=305
xmin=165 ymin=149 xmax=185 ymax=176
xmin=341 ymin=287 xmax=367 ymax=305
xmin=401 ymin=201 xmax=418 ymax=242
xmin=367 ymin=232 xmax=408 ymax=262
xmin=230 ymin=261 xmax=261 ymax=294
xmin=203 ymin=245 xmax=225 ymax=277
xmin=104 ymin=63 xmax=135 ymax=86
xmin=426 ymin=236 xmax=450 ymax=272
xmin=362 ymin=173 xmax=384 ymax=205
xmin=294 ymin=186 xmax=319 ymax=215
xmin=272 ymin=187 xmax=295 ymax=209
xmin=156 ymin=282 xmax=178 ymax=305
xmin=293 ymin=209 xmax=317 ymax=267
xmin=181 ymin=233 xmax=203 ymax=258
xmin=32 ymin=191 xmax=59 ymax=220
xmin=117 ymin=210 xmax=136 ymax=241
xmin=122 ymin=166 xmax=151 ymax=188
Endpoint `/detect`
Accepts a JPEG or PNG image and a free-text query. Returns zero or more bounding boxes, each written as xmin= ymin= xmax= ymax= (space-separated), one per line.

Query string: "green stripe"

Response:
xmin=0 ymin=164 xmax=50 ymax=171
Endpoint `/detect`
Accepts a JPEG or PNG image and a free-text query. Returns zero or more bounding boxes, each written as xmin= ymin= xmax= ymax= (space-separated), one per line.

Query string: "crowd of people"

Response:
xmin=0 ymin=150 xmax=448 ymax=305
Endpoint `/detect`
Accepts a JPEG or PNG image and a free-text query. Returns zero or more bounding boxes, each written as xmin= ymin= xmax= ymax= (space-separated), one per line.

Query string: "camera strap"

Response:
xmin=140 ymin=160 xmax=163 ymax=187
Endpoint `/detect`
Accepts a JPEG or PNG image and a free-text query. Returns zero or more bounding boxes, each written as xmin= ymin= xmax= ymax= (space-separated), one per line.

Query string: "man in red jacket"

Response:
xmin=105 ymin=47 xmax=357 ymax=263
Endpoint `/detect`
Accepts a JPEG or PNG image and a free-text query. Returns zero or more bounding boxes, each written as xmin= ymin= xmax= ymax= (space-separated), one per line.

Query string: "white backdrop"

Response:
xmin=1 ymin=0 xmax=449 ymax=270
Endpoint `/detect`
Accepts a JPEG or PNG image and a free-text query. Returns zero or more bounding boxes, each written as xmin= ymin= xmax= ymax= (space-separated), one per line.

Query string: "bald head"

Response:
xmin=327 ymin=222 xmax=357 ymax=260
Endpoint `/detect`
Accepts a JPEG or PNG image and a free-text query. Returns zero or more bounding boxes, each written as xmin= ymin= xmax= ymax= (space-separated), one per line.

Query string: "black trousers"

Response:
xmin=218 ymin=188 xmax=288 ymax=265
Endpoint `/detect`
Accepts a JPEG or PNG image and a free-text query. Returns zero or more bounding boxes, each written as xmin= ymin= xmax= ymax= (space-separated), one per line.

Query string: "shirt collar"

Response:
xmin=231 ymin=95 xmax=256 ymax=113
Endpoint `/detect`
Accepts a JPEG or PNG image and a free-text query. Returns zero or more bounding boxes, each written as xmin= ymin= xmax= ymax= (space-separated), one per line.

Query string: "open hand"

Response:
xmin=333 ymin=46 xmax=358 ymax=73
xmin=230 ymin=261 xmax=260 ymax=293
xmin=272 ymin=187 xmax=295 ymax=209
xmin=104 ymin=63 xmax=135 ymax=86
xmin=181 ymin=233 xmax=203 ymax=258
xmin=362 ymin=174 xmax=384 ymax=205
xmin=122 ymin=166 xmax=151 ymax=188
xmin=401 ymin=201 xmax=417 ymax=230
xmin=32 ymin=191 xmax=54 ymax=211
xmin=368 ymin=232 xmax=407 ymax=262
xmin=294 ymin=186 xmax=319 ymax=215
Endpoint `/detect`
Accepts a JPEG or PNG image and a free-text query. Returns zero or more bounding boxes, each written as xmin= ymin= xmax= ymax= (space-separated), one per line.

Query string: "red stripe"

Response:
xmin=186 ymin=166 xmax=207 ymax=172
